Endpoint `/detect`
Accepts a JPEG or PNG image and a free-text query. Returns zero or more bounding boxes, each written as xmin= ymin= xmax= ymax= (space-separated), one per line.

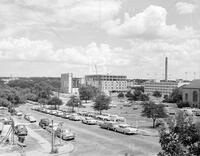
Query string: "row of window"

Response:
xmin=185 ymin=91 xmax=198 ymax=102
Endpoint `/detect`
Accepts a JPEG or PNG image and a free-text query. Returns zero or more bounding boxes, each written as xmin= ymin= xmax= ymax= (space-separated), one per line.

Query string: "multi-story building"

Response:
xmin=61 ymin=73 xmax=84 ymax=94
xmin=85 ymin=74 xmax=127 ymax=94
xmin=61 ymin=73 xmax=73 ymax=94
xmin=144 ymin=80 xmax=179 ymax=96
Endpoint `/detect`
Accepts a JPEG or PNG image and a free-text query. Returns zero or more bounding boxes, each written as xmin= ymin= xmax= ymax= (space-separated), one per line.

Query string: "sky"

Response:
xmin=0 ymin=0 xmax=200 ymax=80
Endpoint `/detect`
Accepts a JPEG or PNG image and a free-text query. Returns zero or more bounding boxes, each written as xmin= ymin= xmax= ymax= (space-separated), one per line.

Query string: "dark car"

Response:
xmin=39 ymin=118 xmax=50 ymax=129
xmin=14 ymin=124 xmax=28 ymax=136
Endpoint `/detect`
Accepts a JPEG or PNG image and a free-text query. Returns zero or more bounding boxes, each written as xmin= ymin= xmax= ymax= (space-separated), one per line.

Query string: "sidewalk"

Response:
xmin=0 ymin=117 xmax=74 ymax=156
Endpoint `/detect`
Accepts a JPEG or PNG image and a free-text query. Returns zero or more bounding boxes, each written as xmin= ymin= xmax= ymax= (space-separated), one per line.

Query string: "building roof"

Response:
xmin=183 ymin=79 xmax=200 ymax=89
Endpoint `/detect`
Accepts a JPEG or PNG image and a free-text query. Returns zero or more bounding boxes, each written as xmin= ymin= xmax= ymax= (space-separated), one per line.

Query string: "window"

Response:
xmin=193 ymin=91 xmax=198 ymax=102
xmin=185 ymin=93 xmax=188 ymax=101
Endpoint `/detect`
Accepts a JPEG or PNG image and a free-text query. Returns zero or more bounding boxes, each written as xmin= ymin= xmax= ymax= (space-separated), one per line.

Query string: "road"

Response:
xmin=18 ymin=104 xmax=160 ymax=156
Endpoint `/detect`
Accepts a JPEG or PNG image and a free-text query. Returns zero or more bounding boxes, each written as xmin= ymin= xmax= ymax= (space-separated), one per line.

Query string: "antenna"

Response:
xmin=95 ymin=65 xmax=98 ymax=75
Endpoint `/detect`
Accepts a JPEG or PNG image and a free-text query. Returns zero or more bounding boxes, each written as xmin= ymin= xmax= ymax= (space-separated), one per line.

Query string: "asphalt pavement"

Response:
xmin=17 ymin=104 xmax=160 ymax=156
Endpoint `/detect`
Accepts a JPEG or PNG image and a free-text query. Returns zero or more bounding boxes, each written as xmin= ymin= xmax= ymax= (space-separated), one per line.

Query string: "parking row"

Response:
xmin=32 ymin=107 xmax=138 ymax=135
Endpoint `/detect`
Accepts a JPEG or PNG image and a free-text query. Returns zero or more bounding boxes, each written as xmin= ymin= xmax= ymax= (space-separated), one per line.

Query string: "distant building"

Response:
xmin=144 ymin=80 xmax=178 ymax=96
xmin=182 ymin=80 xmax=200 ymax=108
xmin=144 ymin=80 xmax=190 ymax=96
xmin=85 ymin=74 xmax=127 ymax=95
xmin=127 ymin=79 xmax=136 ymax=88
xmin=61 ymin=73 xmax=73 ymax=94
xmin=61 ymin=73 xmax=83 ymax=94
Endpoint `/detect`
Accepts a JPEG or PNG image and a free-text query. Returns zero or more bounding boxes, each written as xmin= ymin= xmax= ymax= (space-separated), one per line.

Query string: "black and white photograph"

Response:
xmin=0 ymin=0 xmax=200 ymax=156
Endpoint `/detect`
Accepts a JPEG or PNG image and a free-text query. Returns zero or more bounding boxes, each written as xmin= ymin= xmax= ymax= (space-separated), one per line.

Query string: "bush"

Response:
xmin=177 ymin=101 xmax=190 ymax=108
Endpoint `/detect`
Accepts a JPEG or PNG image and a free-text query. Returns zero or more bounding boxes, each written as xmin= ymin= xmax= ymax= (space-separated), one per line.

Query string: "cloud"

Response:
xmin=0 ymin=38 xmax=129 ymax=74
xmin=14 ymin=0 xmax=121 ymax=25
xmin=176 ymin=2 xmax=198 ymax=14
xmin=105 ymin=5 xmax=196 ymax=40
xmin=0 ymin=0 xmax=121 ymax=39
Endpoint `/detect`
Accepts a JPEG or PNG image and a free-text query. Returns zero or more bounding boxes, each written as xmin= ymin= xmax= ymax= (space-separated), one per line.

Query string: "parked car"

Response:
xmin=45 ymin=109 xmax=51 ymax=114
xmin=50 ymin=110 xmax=57 ymax=115
xmin=196 ymin=110 xmax=200 ymax=116
xmin=133 ymin=105 xmax=138 ymax=110
xmin=78 ymin=111 xmax=88 ymax=116
xmin=110 ymin=104 xmax=117 ymax=108
xmin=99 ymin=121 xmax=118 ymax=130
xmin=55 ymin=111 xmax=64 ymax=117
xmin=15 ymin=111 xmax=23 ymax=117
xmin=39 ymin=118 xmax=50 ymax=129
xmin=14 ymin=124 xmax=28 ymax=136
xmin=24 ymin=114 xmax=36 ymax=123
xmin=113 ymin=124 xmax=138 ymax=135
xmin=123 ymin=103 xmax=132 ymax=107
xmin=0 ymin=117 xmax=12 ymax=125
xmin=96 ymin=115 xmax=111 ymax=121
xmin=62 ymin=113 xmax=71 ymax=119
xmin=68 ymin=114 xmax=82 ymax=121
xmin=82 ymin=117 xmax=97 ymax=125
xmin=55 ymin=128 xmax=75 ymax=140
xmin=46 ymin=123 xmax=59 ymax=133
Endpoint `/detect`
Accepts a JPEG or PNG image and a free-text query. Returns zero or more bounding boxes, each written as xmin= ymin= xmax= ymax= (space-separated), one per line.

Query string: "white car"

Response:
xmin=46 ymin=123 xmax=59 ymax=132
xmin=82 ymin=117 xmax=97 ymax=125
xmin=96 ymin=115 xmax=111 ymax=121
xmin=24 ymin=114 xmax=36 ymax=123
xmin=50 ymin=110 xmax=57 ymax=115
xmin=55 ymin=111 xmax=64 ymax=117
xmin=113 ymin=124 xmax=138 ymax=135
xmin=68 ymin=114 xmax=83 ymax=121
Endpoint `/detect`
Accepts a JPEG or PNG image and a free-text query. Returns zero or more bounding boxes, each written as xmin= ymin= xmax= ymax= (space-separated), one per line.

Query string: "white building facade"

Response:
xmin=85 ymin=75 xmax=127 ymax=94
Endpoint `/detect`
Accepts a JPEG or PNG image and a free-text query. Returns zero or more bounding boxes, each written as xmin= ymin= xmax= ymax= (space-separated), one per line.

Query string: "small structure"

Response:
xmin=182 ymin=79 xmax=200 ymax=108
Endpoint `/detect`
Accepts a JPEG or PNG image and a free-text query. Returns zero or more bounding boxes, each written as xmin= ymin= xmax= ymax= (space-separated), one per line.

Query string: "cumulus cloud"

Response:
xmin=105 ymin=5 xmax=196 ymax=40
xmin=176 ymin=2 xmax=198 ymax=14
xmin=0 ymin=38 xmax=129 ymax=74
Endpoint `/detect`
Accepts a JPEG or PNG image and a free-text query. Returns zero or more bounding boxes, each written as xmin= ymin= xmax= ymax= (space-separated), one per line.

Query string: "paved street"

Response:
xmin=18 ymin=103 xmax=160 ymax=156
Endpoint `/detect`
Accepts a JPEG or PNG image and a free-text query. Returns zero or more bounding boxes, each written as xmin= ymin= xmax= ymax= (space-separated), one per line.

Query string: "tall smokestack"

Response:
xmin=165 ymin=57 xmax=168 ymax=81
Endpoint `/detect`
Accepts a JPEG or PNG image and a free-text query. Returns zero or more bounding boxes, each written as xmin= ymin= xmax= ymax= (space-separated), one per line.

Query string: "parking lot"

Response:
xmin=15 ymin=99 xmax=161 ymax=156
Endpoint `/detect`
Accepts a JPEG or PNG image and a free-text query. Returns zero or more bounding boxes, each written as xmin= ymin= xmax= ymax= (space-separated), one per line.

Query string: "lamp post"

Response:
xmin=50 ymin=118 xmax=58 ymax=154
xmin=50 ymin=119 xmax=54 ymax=153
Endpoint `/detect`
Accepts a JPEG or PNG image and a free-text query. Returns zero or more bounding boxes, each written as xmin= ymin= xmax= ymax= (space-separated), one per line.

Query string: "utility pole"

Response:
xmin=50 ymin=119 xmax=56 ymax=154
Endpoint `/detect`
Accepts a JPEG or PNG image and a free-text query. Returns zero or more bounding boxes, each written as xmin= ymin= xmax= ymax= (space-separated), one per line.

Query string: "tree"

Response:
xmin=33 ymin=81 xmax=52 ymax=100
xmin=66 ymin=95 xmax=81 ymax=112
xmin=47 ymin=97 xmax=62 ymax=110
xmin=134 ymin=89 xmax=142 ymax=99
xmin=93 ymin=94 xmax=111 ymax=114
xmin=125 ymin=91 xmax=133 ymax=98
xmin=117 ymin=92 xmax=124 ymax=99
xmin=25 ymin=93 xmax=37 ymax=101
xmin=170 ymin=88 xmax=182 ymax=103
xmin=0 ymin=98 xmax=11 ymax=107
xmin=158 ymin=111 xmax=200 ymax=156
xmin=139 ymin=94 xmax=149 ymax=101
xmin=141 ymin=101 xmax=167 ymax=128
xmin=177 ymin=101 xmax=190 ymax=108
xmin=153 ymin=91 xmax=162 ymax=97
xmin=38 ymin=98 xmax=48 ymax=107
xmin=79 ymin=85 xmax=100 ymax=102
